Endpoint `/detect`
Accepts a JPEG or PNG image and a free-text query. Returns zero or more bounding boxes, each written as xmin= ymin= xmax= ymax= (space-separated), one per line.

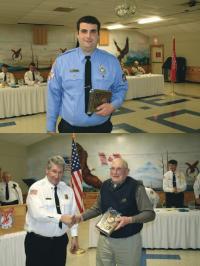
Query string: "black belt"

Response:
xmin=1 ymin=200 xmax=19 ymax=206
xmin=27 ymin=232 xmax=66 ymax=240
xmin=58 ymin=118 xmax=112 ymax=133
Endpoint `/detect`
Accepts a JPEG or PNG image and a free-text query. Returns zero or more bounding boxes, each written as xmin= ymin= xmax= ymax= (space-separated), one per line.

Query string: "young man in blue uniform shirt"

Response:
xmin=47 ymin=16 xmax=128 ymax=133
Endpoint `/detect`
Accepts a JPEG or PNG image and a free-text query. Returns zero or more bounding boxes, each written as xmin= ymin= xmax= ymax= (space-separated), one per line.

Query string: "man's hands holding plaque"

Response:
xmin=114 ymin=216 xmax=133 ymax=231
xmin=96 ymin=103 xmax=115 ymax=116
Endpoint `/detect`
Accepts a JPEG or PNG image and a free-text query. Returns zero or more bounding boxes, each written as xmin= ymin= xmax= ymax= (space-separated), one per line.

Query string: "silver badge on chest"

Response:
xmin=99 ymin=65 xmax=106 ymax=78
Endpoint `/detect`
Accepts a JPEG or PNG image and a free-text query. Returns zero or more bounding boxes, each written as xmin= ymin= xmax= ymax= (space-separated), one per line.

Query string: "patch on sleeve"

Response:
xmin=65 ymin=194 xmax=68 ymax=199
xmin=48 ymin=72 xmax=54 ymax=80
xmin=30 ymin=189 xmax=38 ymax=195
xmin=122 ymin=73 xmax=127 ymax=82
xmin=48 ymin=61 xmax=56 ymax=81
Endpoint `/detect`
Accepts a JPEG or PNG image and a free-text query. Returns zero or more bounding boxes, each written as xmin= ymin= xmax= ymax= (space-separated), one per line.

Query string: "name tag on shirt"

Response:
xmin=69 ymin=69 xmax=79 ymax=73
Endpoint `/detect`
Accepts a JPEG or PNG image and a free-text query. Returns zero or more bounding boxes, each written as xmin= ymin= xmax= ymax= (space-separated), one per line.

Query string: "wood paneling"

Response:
xmin=33 ymin=26 xmax=47 ymax=45
xmin=99 ymin=29 xmax=109 ymax=46
xmin=186 ymin=66 xmax=200 ymax=82
xmin=83 ymin=191 xmax=195 ymax=210
xmin=157 ymin=191 xmax=195 ymax=206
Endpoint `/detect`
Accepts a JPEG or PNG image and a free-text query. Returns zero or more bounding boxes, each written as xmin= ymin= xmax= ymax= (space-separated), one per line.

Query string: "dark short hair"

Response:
xmin=29 ymin=62 xmax=36 ymax=67
xmin=168 ymin=159 xmax=178 ymax=165
xmin=2 ymin=64 xmax=8 ymax=68
xmin=77 ymin=16 xmax=101 ymax=33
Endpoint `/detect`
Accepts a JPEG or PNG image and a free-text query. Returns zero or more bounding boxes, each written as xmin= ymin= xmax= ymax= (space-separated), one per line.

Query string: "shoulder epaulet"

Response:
xmin=97 ymin=48 xmax=116 ymax=59
xmin=58 ymin=48 xmax=77 ymax=57
xmin=59 ymin=181 xmax=67 ymax=187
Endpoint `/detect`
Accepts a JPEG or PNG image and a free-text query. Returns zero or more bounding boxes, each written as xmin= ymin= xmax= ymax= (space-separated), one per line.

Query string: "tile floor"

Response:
xmin=0 ymin=82 xmax=199 ymax=133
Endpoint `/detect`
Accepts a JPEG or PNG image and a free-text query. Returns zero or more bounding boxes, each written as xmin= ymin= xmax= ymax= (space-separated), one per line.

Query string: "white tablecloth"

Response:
xmin=126 ymin=74 xmax=164 ymax=100
xmin=0 ymin=231 xmax=26 ymax=266
xmin=89 ymin=209 xmax=200 ymax=249
xmin=0 ymin=84 xmax=46 ymax=118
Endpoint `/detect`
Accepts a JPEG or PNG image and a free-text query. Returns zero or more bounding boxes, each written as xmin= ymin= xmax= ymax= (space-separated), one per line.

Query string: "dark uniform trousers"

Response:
xmin=165 ymin=192 xmax=184 ymax=208
xmin=25 ymin=232 xmax=68 ymax=266
xmin=58 ymin=118 xmax=113 ymax=133
xmin=1 ymin=200 xmax=18 ymax=206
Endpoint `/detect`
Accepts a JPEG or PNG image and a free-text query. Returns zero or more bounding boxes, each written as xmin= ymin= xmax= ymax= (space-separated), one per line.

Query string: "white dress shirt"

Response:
xmin=24 ymin=70 xmax=43 ymax=85
xmin=25 ymin=176 xmax=78 ymax=237
xmin=145 ymin=187 xmax=160 ymax=208
xmin=0 ymin=72 xmax=15 ymax=85
xmin=193 ymin=173 xmax=200 ymax=199
xmin=0 ymin=181 xmax=23 ymax=204
xmin=163 ymin=170 xmax=187 ymax=193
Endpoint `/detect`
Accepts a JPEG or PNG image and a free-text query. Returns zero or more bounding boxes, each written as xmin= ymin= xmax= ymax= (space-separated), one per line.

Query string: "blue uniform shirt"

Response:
xmin=47 ymin=47 xmax=128 ymax=132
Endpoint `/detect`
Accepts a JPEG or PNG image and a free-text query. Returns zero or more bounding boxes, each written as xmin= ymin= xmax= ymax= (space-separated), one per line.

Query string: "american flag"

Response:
xmin=170 ymin=37 xmax=177 ymax=82
xmin=71 ymin=139 xmax=84 ymax=213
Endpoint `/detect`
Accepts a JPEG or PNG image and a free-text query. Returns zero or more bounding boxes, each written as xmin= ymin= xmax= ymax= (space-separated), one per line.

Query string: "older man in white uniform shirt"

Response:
xmin=24 ymin=62 xmax=43 ymax=85
xmin=193 ymin=173 xmax=200 ymax=207
xmin=24 ymin=155 xmax=78 ymax=266
xmin=0 ymin=171 xmax=23 ymax=205
xmin=0 ymin=64 xmax=15 ymax=85
xmin=163 ymin=159 xmax=186 ymax=208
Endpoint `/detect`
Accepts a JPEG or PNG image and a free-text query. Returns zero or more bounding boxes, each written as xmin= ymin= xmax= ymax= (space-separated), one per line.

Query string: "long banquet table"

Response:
xmin=0 ymin=231 xmax=26 ymax=266
xmin=0 ymin=84 xmax=46 ymax=118
xmin=126 ymin=74 xmax=164 ymax=100
xmin=89 ymin=208 xmax=200 ymax=249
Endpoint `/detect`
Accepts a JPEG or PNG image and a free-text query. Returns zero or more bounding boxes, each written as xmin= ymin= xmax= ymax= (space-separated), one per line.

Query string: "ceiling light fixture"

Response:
xmin=106 ymin=24 xmax=127 ymax=30
xmin=115 ymin=0 xmax=136 ymax=17
xmin=137 ymin=16 xmax=162 ymax=24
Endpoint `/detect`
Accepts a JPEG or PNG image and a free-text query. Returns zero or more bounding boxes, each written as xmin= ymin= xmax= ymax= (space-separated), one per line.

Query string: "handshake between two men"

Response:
xmin=60 ymin=213 xmax=134 ymax=231
xmin=60 ymin=214 xmax=82 ymax=227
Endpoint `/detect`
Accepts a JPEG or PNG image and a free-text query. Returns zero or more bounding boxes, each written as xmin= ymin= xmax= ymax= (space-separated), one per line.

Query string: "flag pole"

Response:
xmin=168 ymin=36 xmax=177 ymax=96
xmin=170 ymin=81 xmax=176 ymax=96
xmin=70 ymin=133 xmax=86 ymax=255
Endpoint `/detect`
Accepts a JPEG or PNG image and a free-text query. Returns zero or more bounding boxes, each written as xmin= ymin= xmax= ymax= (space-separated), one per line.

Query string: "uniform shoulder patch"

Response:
xmin=30 ymin=189 xmax=38 ymax=195
xmin=59 ymin=48 xmax=76 ymax=57
xmin=65 ymin=194 xmax=68 ymax=199
xmin=48 ymin=61 xmax=56 ymax=81
xmin=122 ymin=73 xmax=127 ymax=82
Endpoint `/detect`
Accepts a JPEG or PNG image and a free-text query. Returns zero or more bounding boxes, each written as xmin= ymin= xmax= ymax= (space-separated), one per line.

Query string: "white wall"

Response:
xmin=0 ymin=23 xmax=199 ymax=68
xmin=27 ymin=134 xmax=200 ymax=189
xmin=99 ymin=29 xmax=149 ymax=58
xmin=150 ymin=32 xmax=200 ymax=66
xmin=0 ymin=134 xmax=199 ymax=192
xmin=146 ymin=21 xmax=200 ymax=66
xmin=0 ymin=24 xmax=76 ymax=67
xmin=0 ymin=140 xmax=27 ymax=193
xmin=0 ymin=24 xmax=149 ymax=67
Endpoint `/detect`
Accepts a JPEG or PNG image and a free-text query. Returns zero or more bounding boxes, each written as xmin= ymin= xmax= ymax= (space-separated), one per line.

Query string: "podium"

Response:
xmin=0 ymin=204 xmax=27 ymax=266
xmin=0 ymin=204 xmax=26 ymax=235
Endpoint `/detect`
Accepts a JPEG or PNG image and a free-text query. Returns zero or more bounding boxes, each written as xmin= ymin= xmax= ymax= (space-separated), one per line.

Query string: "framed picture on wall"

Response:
xmin=150 ymin=45 xmax=164 ymax=63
